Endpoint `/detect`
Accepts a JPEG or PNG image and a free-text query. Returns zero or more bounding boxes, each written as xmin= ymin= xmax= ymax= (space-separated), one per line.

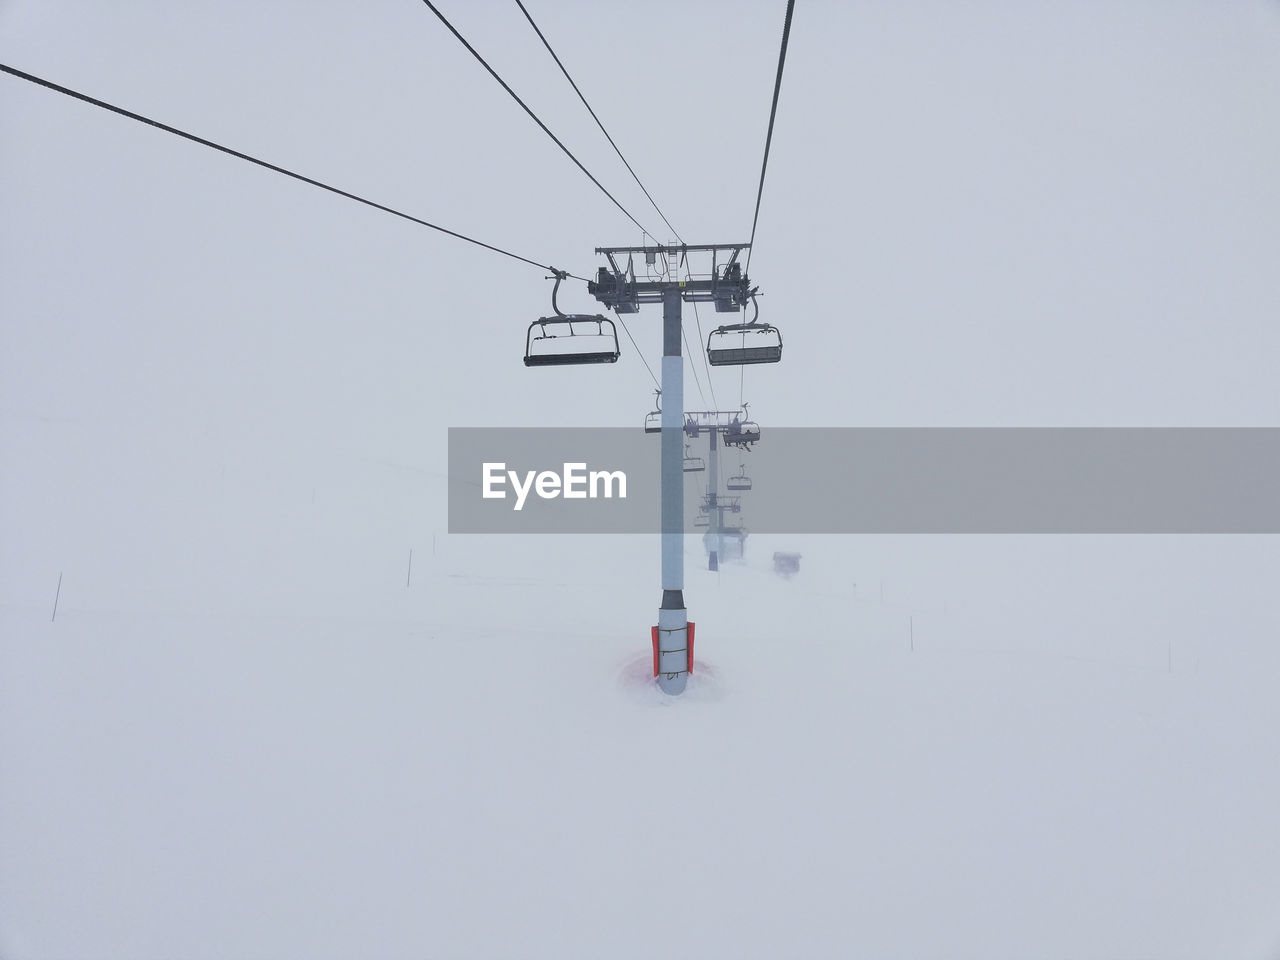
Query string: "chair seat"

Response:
xmin=707 ymin=345 xmax=782 ymax=366
xmin=524 ymin=350 xmax=620 ymax=367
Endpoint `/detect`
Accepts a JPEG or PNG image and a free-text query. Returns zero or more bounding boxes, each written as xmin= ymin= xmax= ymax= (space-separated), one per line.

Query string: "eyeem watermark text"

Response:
xmin=482 ymin=462 xmax=627 ymax=511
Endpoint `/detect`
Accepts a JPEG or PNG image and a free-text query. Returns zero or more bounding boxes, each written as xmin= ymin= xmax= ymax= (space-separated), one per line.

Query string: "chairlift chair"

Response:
xmin=706 ymin=322 xmax=782 ymax=366
xmin=722 ymin=419 xmax=761 ymax=448
xmin=683 ymin=444 xmax=705 ymax=473
xmin=644 ymin=390 xmax=662 ymax=433
xmin=525 ymin=268 xmax=621 ymax=367
xmin=524 ymin=315 xmax=620 ymax=366
xmin=727 ymin=472 xmax=753 ymax=492
xmin=706 ymin=296 xmax=782 ymax=366
xmin=694 ymin=514 xmax=710 ymax=528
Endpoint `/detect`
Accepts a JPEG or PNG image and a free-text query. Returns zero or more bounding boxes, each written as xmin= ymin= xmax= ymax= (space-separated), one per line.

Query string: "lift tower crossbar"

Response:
xmin=589 ymin=242 xmax=753 ymax=314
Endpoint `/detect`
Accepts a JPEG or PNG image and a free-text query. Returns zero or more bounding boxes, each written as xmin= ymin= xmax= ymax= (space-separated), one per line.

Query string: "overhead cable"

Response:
xmin=745 ymin=0 xmax=796 ymax=275
xmin=514 ymin=0 xmax=683 ymax=244
xmin=681 ymin=324 xmax=708 ymax=409
xmin=0 ymin=63 xmax=584 ymax=278
xmin=419 ymin=0 xmax=655 ymax=239
xmin=686 ymin=274 xmax=720 ymax=411
xmin=613 ymin=308 xmax=661 ymax=391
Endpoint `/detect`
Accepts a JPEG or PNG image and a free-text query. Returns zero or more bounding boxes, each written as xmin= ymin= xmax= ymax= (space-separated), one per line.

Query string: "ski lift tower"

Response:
xmin=589 ymin=243 xmax=757 ymax=695
xmin=680 ymin=408 xmax=760 ymax=571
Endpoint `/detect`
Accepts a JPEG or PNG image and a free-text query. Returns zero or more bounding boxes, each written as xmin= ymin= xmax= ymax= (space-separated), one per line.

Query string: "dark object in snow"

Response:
xmin=773 ymin=551 xmax=801 ymax=578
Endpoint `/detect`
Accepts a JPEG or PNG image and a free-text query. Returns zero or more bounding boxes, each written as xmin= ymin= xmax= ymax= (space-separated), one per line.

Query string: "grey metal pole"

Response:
xmin=657 ymin=288 xmax=689 ymax=694
xmin=706 ymin=426 xmax=720 ymax=571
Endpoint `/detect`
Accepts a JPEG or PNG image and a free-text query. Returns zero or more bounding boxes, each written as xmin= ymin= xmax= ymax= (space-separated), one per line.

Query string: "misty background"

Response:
xmin=3 ymin=1 xmax=1280 ymax=957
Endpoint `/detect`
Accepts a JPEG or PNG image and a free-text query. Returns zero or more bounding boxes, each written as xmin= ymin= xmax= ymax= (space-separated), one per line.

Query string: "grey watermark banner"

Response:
xmin=448 ymin=428 xmax=1280 ymax=533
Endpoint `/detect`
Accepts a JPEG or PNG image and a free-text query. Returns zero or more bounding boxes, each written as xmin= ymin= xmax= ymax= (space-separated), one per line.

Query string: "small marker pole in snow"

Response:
xmin=51 ymin=572 xmax=62 ymax=622
xmin=407 ymin=549 xmax=413 ymax=588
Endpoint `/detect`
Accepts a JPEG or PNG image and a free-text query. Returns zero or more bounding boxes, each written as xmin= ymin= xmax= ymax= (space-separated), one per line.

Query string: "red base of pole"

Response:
xmin=651 ymin=623 xmax=695 ymax=677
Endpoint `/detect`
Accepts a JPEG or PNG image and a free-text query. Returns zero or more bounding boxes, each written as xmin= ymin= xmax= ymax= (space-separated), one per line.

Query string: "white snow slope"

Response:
xmin=2 ymin=439 xmax=1279 ymax=958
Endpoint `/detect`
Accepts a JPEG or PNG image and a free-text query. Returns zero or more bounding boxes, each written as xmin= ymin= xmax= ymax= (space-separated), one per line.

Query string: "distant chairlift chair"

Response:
xmin=722 ymin=418 xmax=761 ymax=448
xmin=683 ymin=444 xmax=705 ymax=473
xmin=644 ymin=390 xmax=662 ymax=433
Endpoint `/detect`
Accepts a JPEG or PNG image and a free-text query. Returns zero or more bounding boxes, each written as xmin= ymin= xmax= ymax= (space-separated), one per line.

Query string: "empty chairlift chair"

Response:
xmin=727 ymin=467 xmax=752 ymax=491
xmin=706 ymin=321 xmax=782 ymax=366
xmin=524 ymin=315 xmax=620 ymax=367
xmin=706 ymin=294 xmax=781 ymax=366
xmin=644 ymin=390 xmax=662 ymax=433
xmin=683 ymin=445 xmax=705 ymax=473
xmin=524 ymin=268 xmax=621 ymax=367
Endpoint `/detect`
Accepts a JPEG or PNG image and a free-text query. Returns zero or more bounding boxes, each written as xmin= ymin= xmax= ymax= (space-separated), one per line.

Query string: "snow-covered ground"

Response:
xmin=3 ymin=419 xmax=1278 ymax=958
